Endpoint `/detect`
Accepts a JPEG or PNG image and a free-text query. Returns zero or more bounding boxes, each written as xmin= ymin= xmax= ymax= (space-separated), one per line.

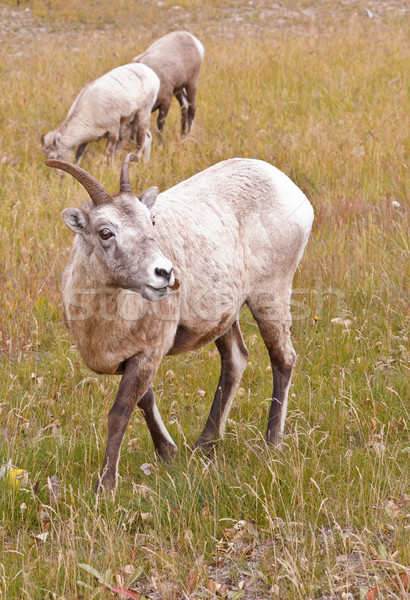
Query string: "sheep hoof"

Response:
xmin=192 ymin=434 xmax=218 ymax=454
xmin=94 ymin=475 xmax=117 ymax=496
xmin=157 ymin=441 xmax=178 ymax=463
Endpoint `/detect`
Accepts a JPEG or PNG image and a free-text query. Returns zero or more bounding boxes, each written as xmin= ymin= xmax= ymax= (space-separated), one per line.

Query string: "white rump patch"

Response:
xmin=189 ymin=33 xmax=205 ymax=59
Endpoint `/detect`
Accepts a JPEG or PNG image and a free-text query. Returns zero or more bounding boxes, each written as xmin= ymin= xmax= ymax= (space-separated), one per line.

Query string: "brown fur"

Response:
xmin=132 ymin=31 xmax=204 ymax=135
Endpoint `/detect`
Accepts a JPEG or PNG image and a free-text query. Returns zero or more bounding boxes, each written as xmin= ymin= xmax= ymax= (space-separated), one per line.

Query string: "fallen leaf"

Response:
xmin=130 ymin=548 xmax=138 ymax=561
xmin=140 ymin=463 xmax=152 ymax=476
xmin=217 ymin=583 xmax=229 ymax=596
xmin=121 ymin=565 xmax=134 ymax=576
xmin=365 ymin=585 xmax=378 ymax=600
xmin=110 ymin=586 xmax=141 ymax=599
xmin=39 ymin=509 xmax=51 ymax=525
xmin=166 ymin=369 xmax=175 ymax=382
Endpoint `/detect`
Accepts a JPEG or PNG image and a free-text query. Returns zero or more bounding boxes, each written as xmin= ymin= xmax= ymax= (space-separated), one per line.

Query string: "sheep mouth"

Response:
xmin=148 ymin=285 xmax=168 ymax=294
xmin=147 ymin=277 xmax=180 ymax=295
xmin=143 ymin=284 xmax=170 ymax=301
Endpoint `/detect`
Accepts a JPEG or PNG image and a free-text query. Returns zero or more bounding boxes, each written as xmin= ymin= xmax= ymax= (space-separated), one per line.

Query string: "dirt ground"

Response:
xmin=0 ymin=0 xmax=408 ymax=46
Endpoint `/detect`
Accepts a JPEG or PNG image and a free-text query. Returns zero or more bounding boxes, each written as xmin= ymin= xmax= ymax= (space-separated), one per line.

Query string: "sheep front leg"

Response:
xmin=75 ymin=142 xmax=88 ymax=165
xmin=105 ymin=133 xmax=118 ymax=164
xmin=247 ymin=292 xmax=296 ymax=445
xmin=95 ymin=355 xmax=159 ymax=493
xmin=132 ymin=111 xmax=152 ymax=161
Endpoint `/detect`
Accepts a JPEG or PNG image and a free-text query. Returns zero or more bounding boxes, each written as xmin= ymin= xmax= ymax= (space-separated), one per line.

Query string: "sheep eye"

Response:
xmin=98 ymin=228 xmax=114 ymax=240
xmin=151 ymin=216 xmax=155 ymax=226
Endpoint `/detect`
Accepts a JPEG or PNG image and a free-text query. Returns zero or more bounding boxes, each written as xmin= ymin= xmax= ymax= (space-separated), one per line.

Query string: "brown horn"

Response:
xmin=45 ymin=159 xmax=111 ymax=206
xmin=119 ymin=153 xmax=139 ymax=194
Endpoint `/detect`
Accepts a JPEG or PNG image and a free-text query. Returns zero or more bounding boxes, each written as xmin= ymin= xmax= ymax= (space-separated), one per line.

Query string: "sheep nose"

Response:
xmin=155 ymin=266 xmax=173 ymax=282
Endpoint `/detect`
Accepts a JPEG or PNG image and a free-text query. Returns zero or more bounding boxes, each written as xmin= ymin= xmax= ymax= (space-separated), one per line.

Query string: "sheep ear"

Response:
xmin=62 ymin=207 xmax=88 ymax=234
xmin=54 ymin=132 xmax=62 ymax=148
xmin=139 ymin=186 xmax=158 ymax=210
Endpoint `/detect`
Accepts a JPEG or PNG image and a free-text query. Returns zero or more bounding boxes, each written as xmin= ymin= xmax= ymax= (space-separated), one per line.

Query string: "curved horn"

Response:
xmin=119 ymin=153 xmax=139 ymax=194
xmin=45 ymin=159 xmax=111 ymax=206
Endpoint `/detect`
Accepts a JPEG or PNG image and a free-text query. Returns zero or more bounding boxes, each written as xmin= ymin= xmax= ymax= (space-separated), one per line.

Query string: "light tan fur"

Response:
xmin=54 ymin=157 xmax=313 ymax=491
xmin=41 ymin=64 xmax=160 ymax=164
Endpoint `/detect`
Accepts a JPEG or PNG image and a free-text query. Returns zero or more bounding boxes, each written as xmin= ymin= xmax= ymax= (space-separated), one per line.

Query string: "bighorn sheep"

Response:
xmin=41 ymin=64 xmax=160 ymax=164
xmin=132 ymin=31 xmax=204 ymax=135
xmin=46 ymin=154 xmax=314 ymax=492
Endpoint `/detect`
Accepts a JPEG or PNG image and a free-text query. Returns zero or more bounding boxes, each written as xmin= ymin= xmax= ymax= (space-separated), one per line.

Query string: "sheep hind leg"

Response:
xmin=184 ymin=81 xmax=198 ymax=134
xmin=247 ymin=294 xmax=296 ymax=446
xmin=156 ymin=101 xmax=172 ymax=137
xmin=193 ymin=320 xmax=249 ymax=449
xmin=176 ymin=90 xmax=189 ymax=135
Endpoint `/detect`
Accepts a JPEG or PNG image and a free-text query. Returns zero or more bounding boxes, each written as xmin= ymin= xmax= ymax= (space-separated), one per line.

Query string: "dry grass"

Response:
xmin=0 ymin=1 xmax=409 ymax=599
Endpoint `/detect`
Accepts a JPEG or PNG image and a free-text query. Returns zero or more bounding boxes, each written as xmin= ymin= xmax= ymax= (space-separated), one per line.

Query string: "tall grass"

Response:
xmin=0 ymin=2 xmax=408 ymax=598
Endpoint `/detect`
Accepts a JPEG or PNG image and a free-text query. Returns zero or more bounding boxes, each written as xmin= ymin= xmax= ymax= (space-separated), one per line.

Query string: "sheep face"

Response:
xmin=41 ymin=131 xmax=69 ymax=161
xmin=62 ymin=189 xmax=175 ymax=302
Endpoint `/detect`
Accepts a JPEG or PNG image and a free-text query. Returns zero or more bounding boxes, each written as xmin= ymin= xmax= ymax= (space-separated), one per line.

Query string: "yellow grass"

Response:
xmin=0 ymin=1 xmax=408 ymax=598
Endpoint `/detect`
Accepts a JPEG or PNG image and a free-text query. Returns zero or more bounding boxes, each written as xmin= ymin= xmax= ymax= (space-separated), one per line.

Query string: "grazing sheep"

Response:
xmin=41 ymin=64 xmax=160 ymax=164
xmin=132 ymin=31 xmax=204 ymax=135
xmin=46 ymin=153 xmax=314 ymax=492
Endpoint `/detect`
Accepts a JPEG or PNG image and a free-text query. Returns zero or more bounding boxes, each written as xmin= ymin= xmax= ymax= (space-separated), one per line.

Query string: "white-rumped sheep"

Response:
xmin=132 ymin=31 xmax=204 ymax=135
xmin=41 ymin=64 xmax=160 ymax=164
xmin=46 ymin=153 xmax=314 ymax=492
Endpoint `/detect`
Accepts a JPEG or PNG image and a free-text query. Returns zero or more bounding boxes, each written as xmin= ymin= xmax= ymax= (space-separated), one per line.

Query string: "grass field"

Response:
xmin=0 ymin=1 xmax=409 ymax=598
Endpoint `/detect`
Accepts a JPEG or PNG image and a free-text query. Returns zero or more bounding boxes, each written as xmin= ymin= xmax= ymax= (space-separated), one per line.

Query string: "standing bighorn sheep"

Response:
xmin=132 ymin=31 xmax=204 ymax=135
xmin=41 ymin=64 xmax=160 ymax=164
xmin=46 ymin=153 xmax=314 ymax=492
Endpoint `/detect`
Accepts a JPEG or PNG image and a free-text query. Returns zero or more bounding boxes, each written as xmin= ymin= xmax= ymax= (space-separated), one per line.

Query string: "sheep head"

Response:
xmin=41 ymin=131 xmax=68 ymax=161
xmin=46 ymin=154 xmax=177 ymax=302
